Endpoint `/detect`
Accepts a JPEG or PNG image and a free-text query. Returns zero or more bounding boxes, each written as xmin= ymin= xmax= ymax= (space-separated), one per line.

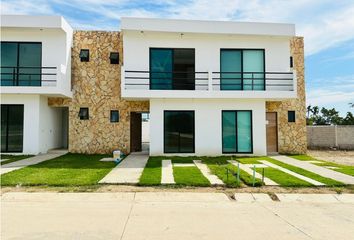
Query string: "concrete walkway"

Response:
xmin=193 ymin=160 xmax=224 ymax=185
xmin=0 ymin=150 xmax=67 ymax=175
xmin=260 ymin=160 xmax=325 ymax=186
xmin=2 ymin=192 xmax=354 ymax=240
xmin=271 ymin=155 xmax=354 ymax=185
xmin=99 ymin=152 xmax=149 ymax=184
xmin=161 ymin=160 xmax=175 ymax=184
xmin=228 ymin=160 xmax=279 ymax=186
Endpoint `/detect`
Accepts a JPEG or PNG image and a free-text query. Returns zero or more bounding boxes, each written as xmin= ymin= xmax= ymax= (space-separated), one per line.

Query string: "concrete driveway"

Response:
xmin=1 ymin=192 xmax=354 ymax=240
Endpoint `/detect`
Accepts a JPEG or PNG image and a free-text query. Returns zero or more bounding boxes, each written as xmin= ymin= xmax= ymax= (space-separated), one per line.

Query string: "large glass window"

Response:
xmin=150 ymin=48 xmax=195 ymax=90
xmin=1 ymin=105 xmax=24 ymax=152
xmin=164 ymin=111 xmax=194 ymax=153
xmin=1 ymin=42 xmax=42 ymax=86
xmin=220 ymin=49 xmax=264 ymax=90
xmin=222 ymin=110 xmax=252 ymax=153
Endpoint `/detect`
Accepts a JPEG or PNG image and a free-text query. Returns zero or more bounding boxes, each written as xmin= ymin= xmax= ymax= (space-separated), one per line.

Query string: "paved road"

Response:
xmin=1 ymin=192 xmax=354 ymax=240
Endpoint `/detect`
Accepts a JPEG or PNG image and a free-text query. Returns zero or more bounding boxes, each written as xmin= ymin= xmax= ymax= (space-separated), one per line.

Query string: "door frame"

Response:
xmin=266 ymin=112 xmax=278 ymax=153
xmin=1 ymin=104 xmax=24 ymax=153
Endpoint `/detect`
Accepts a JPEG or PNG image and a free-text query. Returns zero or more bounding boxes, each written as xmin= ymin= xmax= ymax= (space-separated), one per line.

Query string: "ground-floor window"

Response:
xmin=222 ymin=110 xmax=252 ymax=153
xmin=1 ymin=104 xmax=24 ymax=152
xmin=164 ymin=111 xmax=195 ymax=153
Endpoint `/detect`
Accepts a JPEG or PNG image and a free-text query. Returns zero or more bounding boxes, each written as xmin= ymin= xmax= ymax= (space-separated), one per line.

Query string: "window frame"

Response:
xmin=79 ymin=107 xmax=89 ymax=120
xmin=221 ymin=110 xmax=253 ymax=154
xmin=79 ymin=49 xmax=90 ymax=62
xmin=220 ymin=49 xmax=266 ymax=91
xmin=110 ymin=110 xmax=119 ymax=123
xmin=109 ymin=52 xmax=119 ymax=64
xmin=1 ymin=41 xmax=42 ymax=86
xmin=163 ymin=110 xmax=195 ymax=154
xmin=288 ymin=111 xmax=296 ymax=123
xmin=149 ymin=48 xmax=196 ymax=90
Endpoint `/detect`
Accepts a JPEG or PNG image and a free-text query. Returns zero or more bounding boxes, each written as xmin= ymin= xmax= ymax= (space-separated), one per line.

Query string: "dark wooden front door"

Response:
xmin=130 ymin=112 xmax=142 ymax=152
xmin=266 ymin=112 xmax=278 ymax=153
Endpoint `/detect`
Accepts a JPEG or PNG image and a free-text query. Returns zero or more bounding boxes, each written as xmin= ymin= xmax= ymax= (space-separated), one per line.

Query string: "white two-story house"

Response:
xmin=1 ymin=15 xmax=73 ymax=154
xmin=1 ymin=16 xmax=306 ymax=156
xmin=121 ymin=18 xmax=306 ymax=156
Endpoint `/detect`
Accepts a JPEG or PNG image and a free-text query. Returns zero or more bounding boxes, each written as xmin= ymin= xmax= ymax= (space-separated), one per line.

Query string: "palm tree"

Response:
xmin=307 ymin=105 xmax=312 ymax=118
xmin=312 ymin=106 xmax=319 ymax=116
xmin=349 ymin=103 xmax=354 ymax=108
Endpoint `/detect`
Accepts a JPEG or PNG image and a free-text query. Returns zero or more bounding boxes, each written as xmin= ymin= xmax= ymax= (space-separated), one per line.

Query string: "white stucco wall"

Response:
xmin=1 ymin=27 xmax=73 ymax=97
xmin=1 ymin=94 xmax=65 ymax=154
xmin=38 ymin=96 xmax=64 ymax=153
xmin=122 ymin=31 xmax=296 ymax=99
xmin=123 ymin=31 xmax=291 ymax=73
xmin=149 ymin=98 xmax=267 ymax=156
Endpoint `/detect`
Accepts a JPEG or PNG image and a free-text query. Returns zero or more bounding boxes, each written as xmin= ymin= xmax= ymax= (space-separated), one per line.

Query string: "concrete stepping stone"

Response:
xmin=1 ymin=151 xmax=67 ymax=175
xmin=308 ymin=160 xmax=323 ymax=164
xmin=325 ymin=166 xmax=339 ymax=170
xmin=228 ymin=160 xmax=279 ymax=186
xmin=244 ymin=164 xmax=269 ymax=168
xmin=271 ymin=155 xmax=354 ymax=185
xmin=173 ymin=163 xmax=195 ymax=167
xmin=193 ymin=160 xmax=224 ymax=185
xmin=260 ymin=160 xmax=325 ymax=186
xmin=100 ymin=157 xmax=115 ymax=162
xmin=99 ymin=153 xmax=148 ymax=184
xmin=161 ymin=160 xmax=175 ymax=184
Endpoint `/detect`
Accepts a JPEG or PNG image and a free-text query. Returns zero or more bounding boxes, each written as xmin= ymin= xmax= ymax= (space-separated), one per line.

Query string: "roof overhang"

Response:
xmin=1 ymin=15 xmax=73 ymax=34
xmin=121 ymin=17 xmax=295 ymax=37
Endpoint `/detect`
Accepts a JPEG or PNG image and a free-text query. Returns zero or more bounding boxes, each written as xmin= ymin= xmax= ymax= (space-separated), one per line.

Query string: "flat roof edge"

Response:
xmin=121 ymin=17 xmax=295 ymax=36
xmin=1 ymin=15 xmax=73 ymax=33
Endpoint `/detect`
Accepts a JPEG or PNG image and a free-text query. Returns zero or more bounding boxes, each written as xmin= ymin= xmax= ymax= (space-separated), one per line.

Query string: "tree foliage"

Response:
xmin=306 ymin=104 xmax=354 ymax=125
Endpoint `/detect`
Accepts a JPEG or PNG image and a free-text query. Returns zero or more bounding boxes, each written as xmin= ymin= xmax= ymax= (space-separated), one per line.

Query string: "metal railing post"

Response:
xmin=208 ymin=71 xmax=212 ymax=91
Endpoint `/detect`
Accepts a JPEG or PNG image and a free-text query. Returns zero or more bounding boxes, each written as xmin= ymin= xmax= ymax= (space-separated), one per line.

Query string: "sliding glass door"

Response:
xmin=150 ymin=48 xmax=195 ymax=90
xmin=1 ymin=42 xmax=42 ymax=86
xmin=222 ymin=110 xmax=252 ymax=153
xmin=220 ymin=49 xmax=264 ymax=90
xmin=1 ymin=105 xmax=24 ymax=152
xmin=164 ymin=111 xmax=195 ymax=153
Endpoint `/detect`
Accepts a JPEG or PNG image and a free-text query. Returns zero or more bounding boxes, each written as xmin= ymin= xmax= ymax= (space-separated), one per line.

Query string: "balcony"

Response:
xmin=121 ymin=67 xmax=297 ymax=100
xmin=1 ymin=66 xmax=72 ymax=97
xmin=1 ymin=66 xmax=57 ymax=87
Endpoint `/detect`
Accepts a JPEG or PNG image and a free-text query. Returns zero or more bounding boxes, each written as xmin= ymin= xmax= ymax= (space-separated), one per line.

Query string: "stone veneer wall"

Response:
xmin=266 ymin=37 xmax=307 ymax=154
xmin=49 ymin=31 xmax=149 ymax=154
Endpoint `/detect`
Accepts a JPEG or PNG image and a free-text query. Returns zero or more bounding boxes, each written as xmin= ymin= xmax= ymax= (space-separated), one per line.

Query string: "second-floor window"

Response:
xmin=150 ymin=48 xmax=195 ymax=90
xmin=1 ymin=42 xmax=42 ymax=86
xmin=220 ymin=49 xmax=265 ymax=91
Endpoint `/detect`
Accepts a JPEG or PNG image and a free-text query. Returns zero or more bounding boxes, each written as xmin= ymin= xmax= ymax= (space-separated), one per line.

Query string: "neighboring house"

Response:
xmin=1 ymin=15 xmax=73 ymax=154
xmin=0 ymin=15 xmax=306 ymax=156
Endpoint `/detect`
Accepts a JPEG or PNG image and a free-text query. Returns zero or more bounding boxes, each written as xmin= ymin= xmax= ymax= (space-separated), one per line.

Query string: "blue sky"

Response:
xmin=2 ymin=0 xmax=354 ymax=115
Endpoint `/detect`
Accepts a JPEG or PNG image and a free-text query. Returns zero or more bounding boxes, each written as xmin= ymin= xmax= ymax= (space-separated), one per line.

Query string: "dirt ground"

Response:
xmin=1 ymin=184 xmax=353 ymax=196
xmin=308 ymin=150 xmax=354 ymax=166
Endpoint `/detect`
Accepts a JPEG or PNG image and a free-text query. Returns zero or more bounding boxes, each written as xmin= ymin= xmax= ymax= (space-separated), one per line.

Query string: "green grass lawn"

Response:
xmin=202 ymin=156 xmax=262 ymax=187
xmin=237 ymin=156 xmax=343 ymax=186
xmin=1 ymin=155 xmax=34 ymax=165
xmin=289 ymin=155 xmax=354 ymax=177
xmin=255 ymin=167 xmax=312 ymax=187
xmin=139 ymin=156 xmax=211 ymax=186
xmin=1 ymin=153 xmax=115 ymax=186
xmin=173 ymin=166 xmax=210 ymax=186
xmin=138 ymin=156 xmax=163 ymax=186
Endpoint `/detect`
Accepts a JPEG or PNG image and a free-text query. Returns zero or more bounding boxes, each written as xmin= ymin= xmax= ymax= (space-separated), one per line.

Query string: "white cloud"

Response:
xmin=1 ymin=0 xmax=354 ymax=56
